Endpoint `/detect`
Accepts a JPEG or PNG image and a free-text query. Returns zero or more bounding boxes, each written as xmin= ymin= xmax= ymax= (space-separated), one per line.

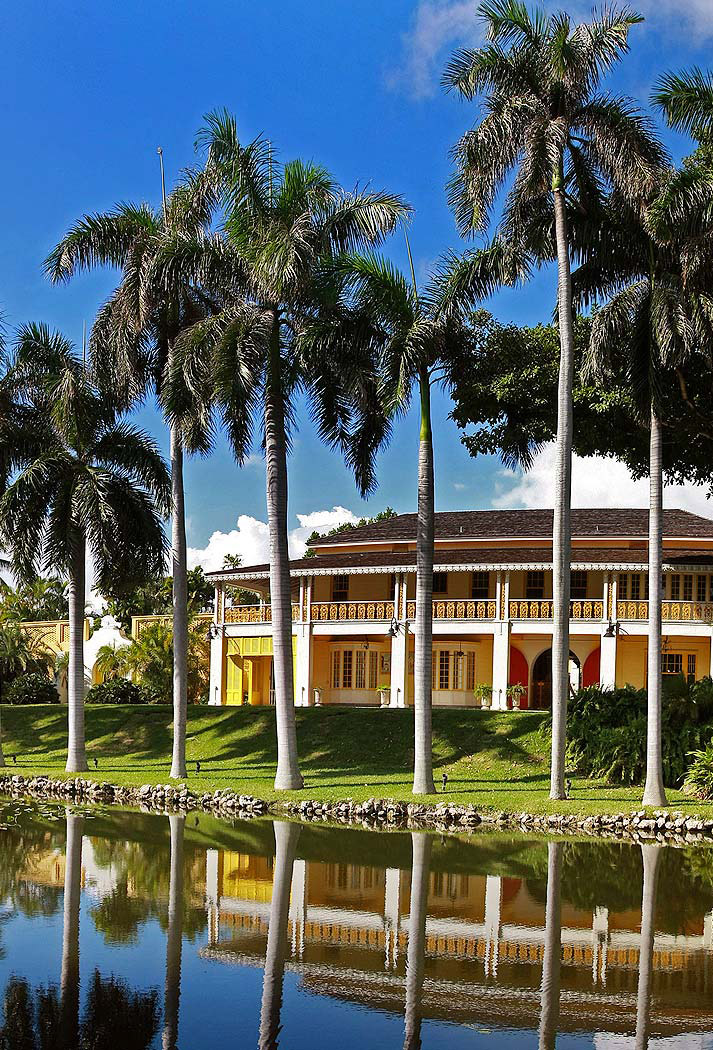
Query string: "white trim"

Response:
xmin=208 ymin=559 xmax=713 ymax=583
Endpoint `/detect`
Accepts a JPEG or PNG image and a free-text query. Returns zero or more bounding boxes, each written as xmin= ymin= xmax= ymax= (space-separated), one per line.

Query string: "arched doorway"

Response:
xmin=530 ymin=649 xmax=581 ymax=709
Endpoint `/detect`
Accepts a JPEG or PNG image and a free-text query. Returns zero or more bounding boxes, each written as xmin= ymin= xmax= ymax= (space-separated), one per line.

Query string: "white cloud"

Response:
xmin=390 ymin=0 xmax=479 ymax=99
xmin=392 ymin=0 xmax=713 ymax=101
xmin=453 ymin=481 xmax=466 ymax=491
xmin=493 ymin=443 xmax=713 ymax=516
xmin=187 ymin=506 xmax=360 ymax=573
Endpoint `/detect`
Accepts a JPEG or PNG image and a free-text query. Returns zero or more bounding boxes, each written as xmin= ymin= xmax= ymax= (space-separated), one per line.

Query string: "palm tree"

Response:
xmin=44 ymin=168 xmax=216 ymax=779
xmin=0 ymin=325 xmax=170 ymax=772
xmin=442 ymin=1 xmax=665 ymax=798
xmin=165 ymin=111 xmax=408 ymax=790
xmin=258 ymin=820 xmax=301 ymax=1050
xmin=403 ymin=832 xmax=432 ymax=1049
xmin=576 ymin=179 xmax=709 ymax=806
xmin=339 ymin=249 xmax=466 ymax=794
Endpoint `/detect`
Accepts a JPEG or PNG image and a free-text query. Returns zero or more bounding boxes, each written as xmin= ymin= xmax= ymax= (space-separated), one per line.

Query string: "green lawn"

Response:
xmin=1 ymin=703 xmax=711 ymax=817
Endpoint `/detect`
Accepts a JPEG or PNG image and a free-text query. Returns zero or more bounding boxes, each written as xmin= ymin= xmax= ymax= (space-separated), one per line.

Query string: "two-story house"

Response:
xmin=205 ymin=508 xmax=713 ymax=710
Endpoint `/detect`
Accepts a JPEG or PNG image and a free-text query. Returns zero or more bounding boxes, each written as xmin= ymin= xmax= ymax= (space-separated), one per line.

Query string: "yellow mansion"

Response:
xmin=205 ymin=508 xmax=713 ymax=710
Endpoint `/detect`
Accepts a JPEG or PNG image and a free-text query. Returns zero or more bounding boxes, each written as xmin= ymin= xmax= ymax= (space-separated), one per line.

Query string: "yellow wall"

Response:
xmin=616 ymin=635 xmax=711 ymax=689
xmin=312 ymin=573 xmax=393 ymax=602
xmin=223 ymin=636 xmax=297 ymax=706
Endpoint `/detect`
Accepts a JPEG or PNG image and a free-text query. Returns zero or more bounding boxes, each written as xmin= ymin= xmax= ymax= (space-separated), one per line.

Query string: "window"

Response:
xmin=332 ymin=650 xmax=341 ymax=688
xmin=332 ymin=575 xmax=349 ymax=602
xmin=471 ymin=571 xmax=489 ymax=599
xmin=453 ymin=651 xmax=465 ymax=690
xmin=683 ymin=574 xmax=693 ymax=601
xmin=438 ymin=651 xmax=450 ymax=690
xmin=355 ymin=650 xmax=366 ymax=689
xmin=662 ymin=652 xmax=683 ymax=675
xmin=630 ymin=574 xmax=641 ymax=600
xmin=570 ymin=570 xmax=587 ymax=599
xmin=670 ymin=574 xmax=680 ymax=600
xmin=688 ymin=654 xmax=697 ymax=684
xmin=697 ymin=575 xmax=708 ymax=603
xmin=526 ymin=570 xmax=545 ymax=599
xmin=432 ymin=572 xmax=448 ymax=595
xmin=341 ymin=650 xmax=353 ymax=688
xmin=466 ymin=652 xmax=476 ymax=691
xmin=368 ymin=651 xmax=379 ymax=689
xmin=618 ymin=573 xmax=628 ymax=600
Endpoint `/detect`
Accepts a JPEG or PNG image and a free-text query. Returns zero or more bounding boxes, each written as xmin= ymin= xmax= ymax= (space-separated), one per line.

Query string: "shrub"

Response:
xmin=564 ymin=683 xmax=713 ymax=788
xmin=85 ymin=678 xmax=154 ymax=705
xmin=684 ymin=744 xmax=713 ymax=800
xmin=3 ymin=672 xmax=59 ymax=705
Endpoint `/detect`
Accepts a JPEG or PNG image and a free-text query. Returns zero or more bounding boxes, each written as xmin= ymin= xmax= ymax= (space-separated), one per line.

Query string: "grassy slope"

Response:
xmin=2 ymin=704 xmax=711 ymax=816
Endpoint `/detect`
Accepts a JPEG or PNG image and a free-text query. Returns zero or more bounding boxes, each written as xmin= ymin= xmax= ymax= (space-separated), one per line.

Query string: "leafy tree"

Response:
xmin=45 ymin=166 xmax=217 ymax=780
xmin=0 ymin=577 xmax=68 ymax=622
xmin=304 ymin=507 xmax=397 ymax=555
xmin=165 ymin=110 xmax=408 ymax=790
xmin=103 ymin=566 xmax=214 ymax=630
xmin=442 ymin=2 xmax=666 ymax=798
xmin=219 ymin=554 xmax=260 ymax=605
xmin=95 ymin=617 xmax=209 ymax=705
xmin=0 ymin=325 xmax=170 ymax=772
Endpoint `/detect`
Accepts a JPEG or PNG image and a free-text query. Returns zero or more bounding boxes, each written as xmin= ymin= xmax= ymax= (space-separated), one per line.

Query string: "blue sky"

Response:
xmin=2 ymin=0 xmax=713 ymax=568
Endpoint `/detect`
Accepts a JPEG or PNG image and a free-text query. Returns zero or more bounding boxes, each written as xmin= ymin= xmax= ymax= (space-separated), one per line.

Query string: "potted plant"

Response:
xmin=507 ymin=683 xmax=527 ymax=710
xmin=473 ymin=683 xmax=493 ymax=709
xmin=378 ymin=683 xmax=391 ymax=708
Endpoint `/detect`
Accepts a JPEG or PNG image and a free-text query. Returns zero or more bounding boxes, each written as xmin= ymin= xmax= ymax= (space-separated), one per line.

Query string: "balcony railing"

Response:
xmin=224 ymin=605 xmax=300 ymax=624
xmin=509 ymin=599 xmax=604 ymax=621
xmin=311 ymin=600 xmax=395 ymax=622
xmin=618 ymin=600 xmax=713 ymax=624
xmin=406 ymin=599 xmax=497 ymax=620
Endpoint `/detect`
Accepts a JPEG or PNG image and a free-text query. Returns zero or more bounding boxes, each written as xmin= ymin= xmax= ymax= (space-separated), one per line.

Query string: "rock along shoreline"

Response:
xmin=1 ymin=772 xmax=712 ymax=845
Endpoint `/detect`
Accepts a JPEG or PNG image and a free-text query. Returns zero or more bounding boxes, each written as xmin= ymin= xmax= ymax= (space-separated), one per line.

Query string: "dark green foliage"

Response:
xmin=85 ymin=679 xmax=153 ymax=706
xmin=564 ymin=681 xmax=713 ymax=787
xmin=103 ymin=566 xmax=214 ymax=631
xmin=304 ymin=508 xmax=398 ymax=555
xmin=684 ymin=744 xmax=713 ymax=799
xmin=3 ymin=673 xmax=59 ymax=706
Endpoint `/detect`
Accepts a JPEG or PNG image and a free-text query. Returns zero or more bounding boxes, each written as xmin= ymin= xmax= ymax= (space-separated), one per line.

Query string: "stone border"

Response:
xmin=2 ymin=774 xmax=713 ymax=844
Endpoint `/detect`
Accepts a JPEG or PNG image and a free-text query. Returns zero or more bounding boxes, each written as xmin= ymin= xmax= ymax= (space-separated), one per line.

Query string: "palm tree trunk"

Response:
xmin=66 ymin=537 xmax=87 ymax=773
xmin=0 ymin=672 xmax=5 ymax=768
xmin=413 ymin=371 xmax=435 ymax=795
xmin=259 ymin=820 xmax=301 ymax=1050
xmin=265 ymin=319 xmax=302 ymax=791
xmin=60 ymin=809 xmax=83 ymax=1049
xmin=643 ymin=410 xmax=667 ymax=807
xmin=550 ymin=174 xmax=575 ymax=801
xmin=170 ymin=424 xmax=188 ymax=780
xmin=403 ymin=831 xmax=431 ymax=1050
xmin=163 ymin=813 xmax=184 ymax=1050
xmin=538 ymin=841 xmax=562 ymax=1050
xmin=635 ymin=844 xmax=661 ymax=1050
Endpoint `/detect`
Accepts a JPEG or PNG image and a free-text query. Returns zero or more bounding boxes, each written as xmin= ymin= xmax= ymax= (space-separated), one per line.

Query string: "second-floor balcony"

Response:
xmin=618 ymin=600 xmax=713 ymax=624
xmin=509 ymin=599 xmax=605 ymax=621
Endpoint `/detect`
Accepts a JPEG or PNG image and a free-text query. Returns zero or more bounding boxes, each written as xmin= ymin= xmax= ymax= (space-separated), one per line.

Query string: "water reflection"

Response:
xmin=0 ymin=803 xmax=712 ymax=1048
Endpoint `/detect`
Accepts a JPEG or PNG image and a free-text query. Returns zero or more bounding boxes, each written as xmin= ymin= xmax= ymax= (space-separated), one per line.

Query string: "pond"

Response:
xmin=0 ymin=801 xmax=711 ymax=1048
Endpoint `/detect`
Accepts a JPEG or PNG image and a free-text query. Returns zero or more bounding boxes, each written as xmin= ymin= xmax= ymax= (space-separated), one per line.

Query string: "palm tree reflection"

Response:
xmin=403 ymin=832 xmax=432 ymax=1050
xmin=258 ymin=821 xmax=301 ymax=1050
xmin=163 ymin=813 xmax=185 ymax=1050
xmin=538 ymin=841 xmax=562 ymax=1050
xmin=635 ymin=844 xmax=661 ymax=1050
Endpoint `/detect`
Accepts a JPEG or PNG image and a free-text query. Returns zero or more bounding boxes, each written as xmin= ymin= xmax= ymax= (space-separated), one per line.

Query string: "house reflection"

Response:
xmin=202 ymin=840 xmax=713 ymax=1040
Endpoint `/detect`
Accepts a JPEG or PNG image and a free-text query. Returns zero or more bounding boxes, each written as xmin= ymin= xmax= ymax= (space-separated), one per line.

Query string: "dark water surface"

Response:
xmin=0 ymin=800 xmax=712 ymax=1048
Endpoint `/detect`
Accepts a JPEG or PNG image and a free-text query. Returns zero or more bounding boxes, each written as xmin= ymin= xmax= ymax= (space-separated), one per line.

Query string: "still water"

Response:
xmin=0 ymin=800 xmax=711 ymax=1048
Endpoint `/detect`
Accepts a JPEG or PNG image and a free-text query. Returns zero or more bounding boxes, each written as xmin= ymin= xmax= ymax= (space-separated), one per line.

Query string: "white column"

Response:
xmin=492 ymin=626 xmax=510 ymax=711
xmin=593 ymin=905 xmax=609 ymax=985
xmin=484 ymin=875 xmax=502 ymax=978
xmin=384 ymin=867 xmax=401 ymax=970
xmin=503 ymin=570 xmax=511 ymax=620
xmin=290 ymin=858 xmax=307 ymax=957
xmin=205 ymin=848 xmax=219 ymax=907
xmin=208 ymin=633 xmax=223 ymax=706
xmin=390 ymin=574 xmax=407 ymax=707
xmin=600 ymin=629 xmax=617 ymax=689
xmin=294 ymin=577 xmax=314 ymax=707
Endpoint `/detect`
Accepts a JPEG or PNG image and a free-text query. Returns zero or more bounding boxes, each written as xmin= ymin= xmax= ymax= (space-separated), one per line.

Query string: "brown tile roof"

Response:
xmin=208 ymin=546 xmax=713 ymax=581
xmin=309 ymin=508 xmax=713 ymax=546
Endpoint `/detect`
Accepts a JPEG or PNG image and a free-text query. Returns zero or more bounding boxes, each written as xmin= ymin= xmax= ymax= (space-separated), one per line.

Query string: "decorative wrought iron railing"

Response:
xmin=509 ymin=599 xmax=604 ymax=620
xmin=617 ymin=600 xmax=713 ymax=623
xmin=310 ymin=600 xmax=395 ymax=622
xmin=224 ymin=605 xmax=300 ymax=624
xmin=405 ymin=599 xmax=497 ymax=620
